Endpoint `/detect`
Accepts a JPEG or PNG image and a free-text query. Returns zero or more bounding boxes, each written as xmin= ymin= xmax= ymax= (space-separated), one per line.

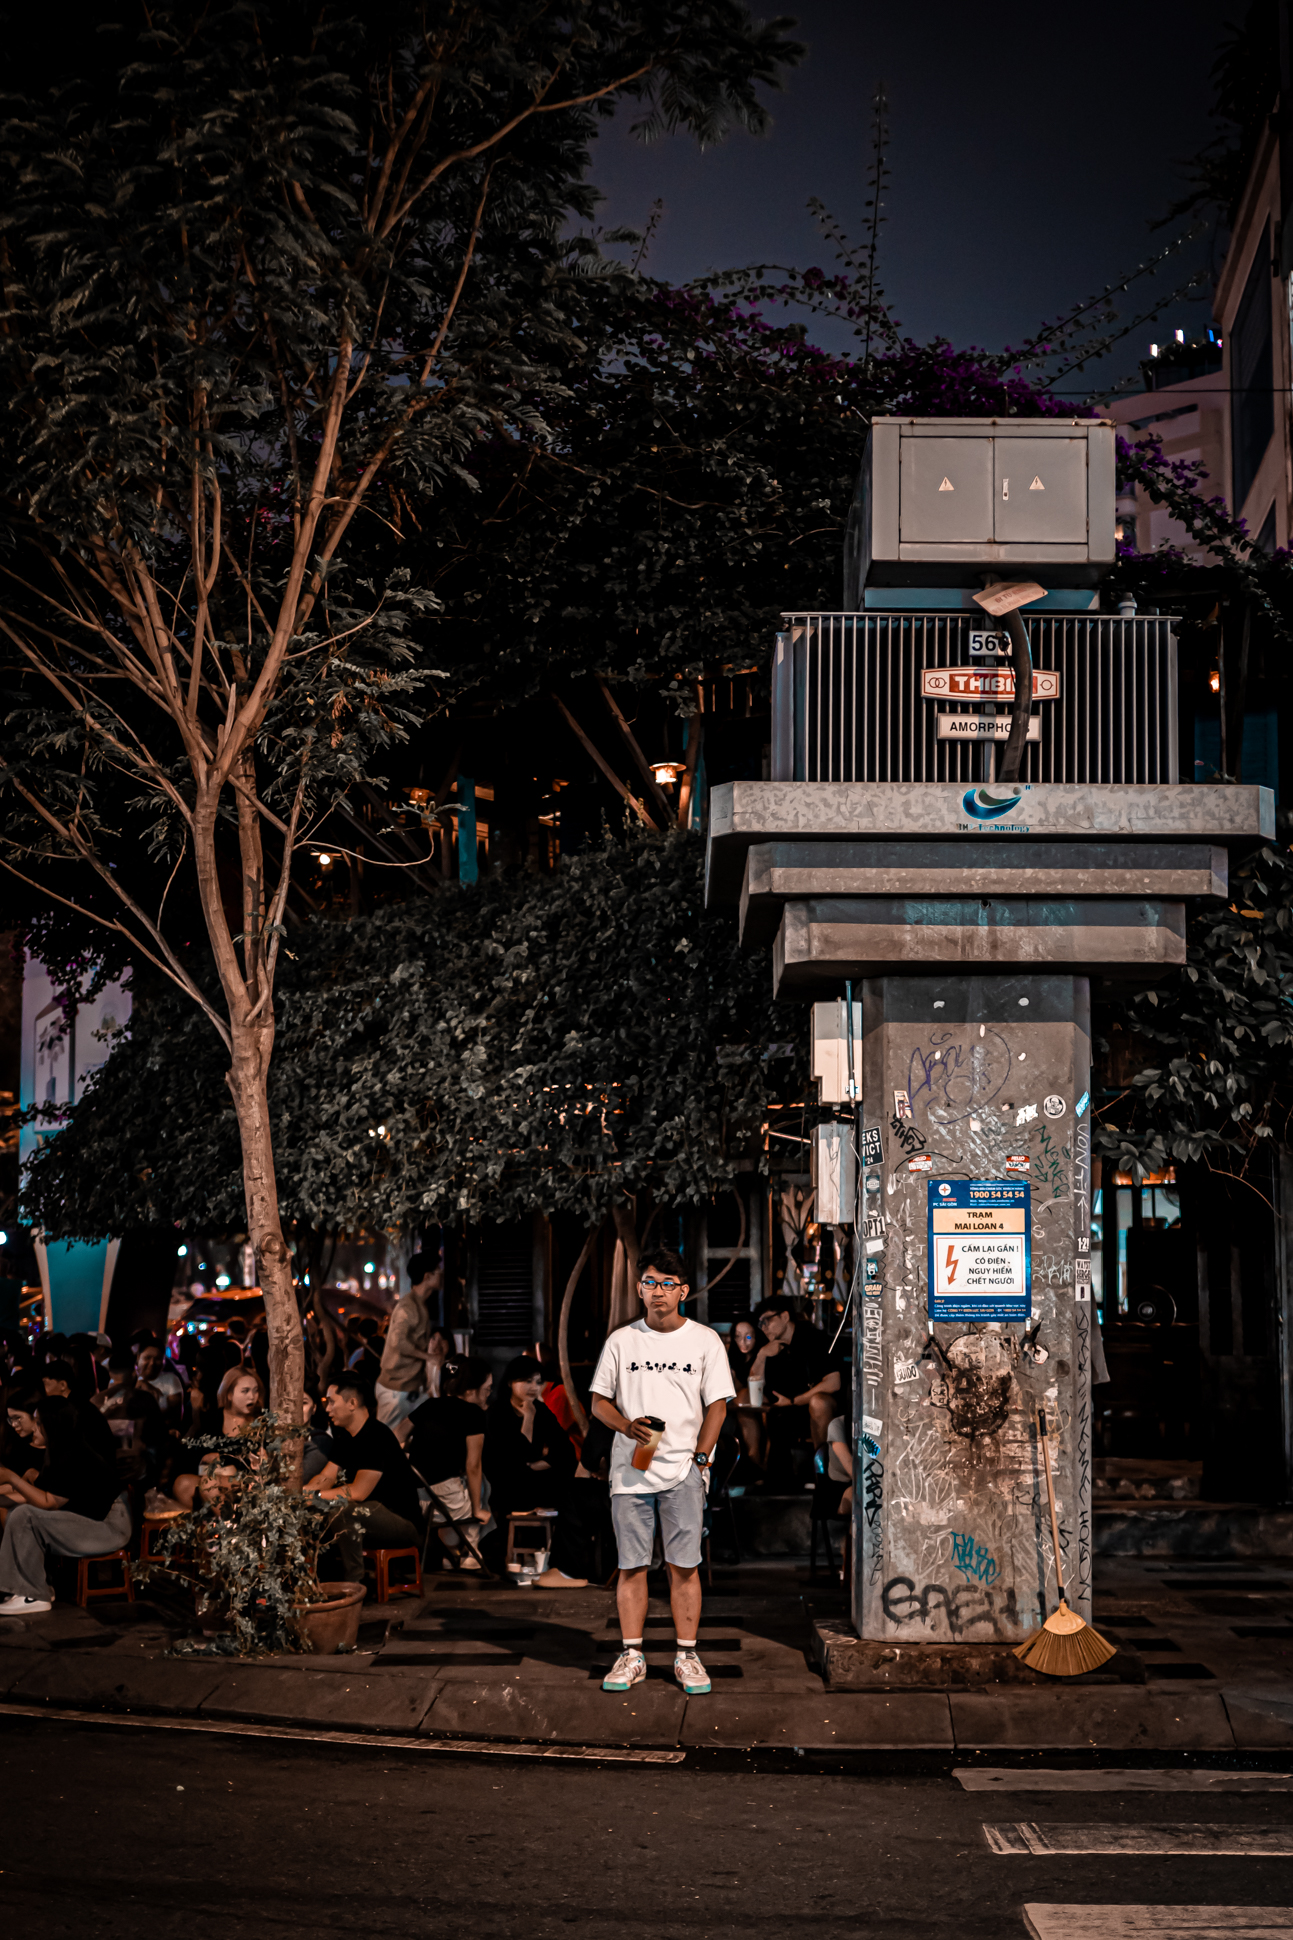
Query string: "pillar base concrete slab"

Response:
xmin=813 ymin=1621 xmax=1140 ymax=1690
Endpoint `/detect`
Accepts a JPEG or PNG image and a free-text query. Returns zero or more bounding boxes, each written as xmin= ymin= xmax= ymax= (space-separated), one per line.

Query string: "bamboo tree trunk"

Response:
xmin=225 ymin=1019 xmax=305 ymax=1479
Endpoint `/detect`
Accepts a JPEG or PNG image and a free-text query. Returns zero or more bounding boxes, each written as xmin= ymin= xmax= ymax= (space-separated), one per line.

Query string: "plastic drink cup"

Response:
xmin=747 ymin=1377 xmax=765 ymax=1406
xmin=630 ymin=1416 xmax=666 ymax=1471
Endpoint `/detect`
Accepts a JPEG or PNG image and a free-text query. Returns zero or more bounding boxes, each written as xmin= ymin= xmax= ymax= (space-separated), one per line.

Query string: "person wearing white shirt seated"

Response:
xmin=590 ymin=1248 xmax=734 ymax=1699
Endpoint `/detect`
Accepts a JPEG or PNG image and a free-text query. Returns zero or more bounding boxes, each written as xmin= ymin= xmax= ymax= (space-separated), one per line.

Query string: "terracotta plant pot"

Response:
xmin=292 ymin=1579 xmax=366 ymax=1655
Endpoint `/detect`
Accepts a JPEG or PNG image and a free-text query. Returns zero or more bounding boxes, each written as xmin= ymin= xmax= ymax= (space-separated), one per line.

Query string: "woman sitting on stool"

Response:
xmin=483 ymin=1356 xmax=588 ymax=1587
xmin=0 ymin=1396 xmax=128 ymax=1615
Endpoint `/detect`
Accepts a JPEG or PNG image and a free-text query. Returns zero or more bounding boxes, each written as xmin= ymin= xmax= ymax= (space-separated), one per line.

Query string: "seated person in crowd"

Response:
xmin=0 ymin=1395 xmax=128 ymax=1615
xmin=188 ymin=1334 xmax=244 ymax=1435
xmin=304 ymin=1373 xmax=423 ymax=1582
xmin=92 ymin=1349 xmax=164 ymax=1485
xmin=1 ymin=1388 xmax=43 ymax=1524
xmin=727 ymin=1316 xmax=759 ymax=1397
xmin=168 ymin=1365 xmax=265 ymax=1509
xmin=345 ymin=1318 xmax=383 ymax=1385
xmin=135 ymin=1337 xmax=187 ymax=1421
xmin=483 ymin=1355 xmax=587 ymax=1588
xmin=405 ymin=1356 xmax=491 ymax=1566
xmin=825 ymin=1407 xmax=854 ymax=1514
xmin=40 ymin=1359 xmax=118 ymax=1463
xmin=751 ymin=1296 xmax=840 ymax=1477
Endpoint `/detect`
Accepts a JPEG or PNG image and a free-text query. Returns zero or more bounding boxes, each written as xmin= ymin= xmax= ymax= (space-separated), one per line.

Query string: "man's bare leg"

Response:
xmin=666 ymin=1560 xmax=702 ymax=1643
xmin=616 ymin=1564 xmax=650 ymax=1642
xmin=808 ymin=1393 xmax=836 ymax=1449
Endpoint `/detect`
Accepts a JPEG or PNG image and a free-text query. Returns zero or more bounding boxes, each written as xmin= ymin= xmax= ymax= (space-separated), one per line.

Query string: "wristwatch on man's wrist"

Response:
xmin=693 ymin=1450 xmax=712 ymax=1469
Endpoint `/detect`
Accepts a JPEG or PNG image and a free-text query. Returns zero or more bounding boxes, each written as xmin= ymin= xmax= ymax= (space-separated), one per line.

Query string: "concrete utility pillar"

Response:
xmin=854 ymin=971 xmax=1093 ymax=1641
xmin=705 ymin=412 xmax=1274 ymax=1663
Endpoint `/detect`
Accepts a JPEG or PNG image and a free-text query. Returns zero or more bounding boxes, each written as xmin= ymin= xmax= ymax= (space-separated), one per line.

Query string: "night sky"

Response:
xmin=588 ymin=0 xmax=1233 ymax=395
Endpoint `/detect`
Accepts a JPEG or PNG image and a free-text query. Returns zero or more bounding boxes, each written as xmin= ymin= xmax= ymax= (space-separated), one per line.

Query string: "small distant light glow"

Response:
xmin=0 ymin=1229 xmax=8 ymax=1247
xmin=364 ymin=1261 xmax=376 ymax=1273
xmin=1209 ymin=670 xmax=1220 ymax=693
xmin=1174 ymin=328 xmax=1184 ymax=343
xmin=377 ymin=1124 xmax=387 ymax=1136
xmin=1149 ymin=342 xmax=1159 ymax=357
xmin=318 ymin=852 xmax=332 ymax=867
xmin=177 ymin=1244 xmax=188 ymax=1258
xmin=215 ymin=1273 xmax=231 ymax=1288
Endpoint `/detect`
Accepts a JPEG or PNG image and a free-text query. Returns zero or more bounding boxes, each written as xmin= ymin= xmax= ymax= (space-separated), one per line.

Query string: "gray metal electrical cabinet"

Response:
xmin=845 ymin=416 xmax=1116 ymax=597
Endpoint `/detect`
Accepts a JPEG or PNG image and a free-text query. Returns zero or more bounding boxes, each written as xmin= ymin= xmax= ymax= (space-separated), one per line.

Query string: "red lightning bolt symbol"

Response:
xmin=945 ymin=1244 xmax=958 ymax=1285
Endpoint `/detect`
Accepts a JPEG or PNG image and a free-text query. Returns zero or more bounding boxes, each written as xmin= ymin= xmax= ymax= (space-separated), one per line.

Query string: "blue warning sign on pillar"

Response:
xmin=927 ymin=1179 xmax=1031 ymax=1322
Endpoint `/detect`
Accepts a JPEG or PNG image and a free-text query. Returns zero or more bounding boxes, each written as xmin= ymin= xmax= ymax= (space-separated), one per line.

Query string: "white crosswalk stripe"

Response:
xmin=988 ymin=1824 xmax=1293 ymax=1855
xmin=1024 ymin=1910 xmax=1293 ymax=1940
xmin=959 ymin=1771 xmax=1293 ymax=1793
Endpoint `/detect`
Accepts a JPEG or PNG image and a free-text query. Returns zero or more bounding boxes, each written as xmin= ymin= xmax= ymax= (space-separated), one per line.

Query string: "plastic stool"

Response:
xmin=140 ymin=1513 xmax=184 ymax=1565
xmin=365 ymin=1546 xmax=422 ymax=1602
xmin=75 ymin=1548 xmax=135 ymax=1607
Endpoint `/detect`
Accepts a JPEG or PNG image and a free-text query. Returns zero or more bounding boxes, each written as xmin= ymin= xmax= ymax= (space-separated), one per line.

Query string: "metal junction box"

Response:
xmin=845 ymin=416 xmax=1116 ymax=595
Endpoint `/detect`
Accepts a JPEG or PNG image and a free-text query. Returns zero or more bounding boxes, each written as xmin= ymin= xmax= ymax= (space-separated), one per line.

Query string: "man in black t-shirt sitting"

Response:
xmin=751 ymin=1297 xmax=841 ymax=1480
xmin=304 ymin=1373 xmax=423 ymax=1582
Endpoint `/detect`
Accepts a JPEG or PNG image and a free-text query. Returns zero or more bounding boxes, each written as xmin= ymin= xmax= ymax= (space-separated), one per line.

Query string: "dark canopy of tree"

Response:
xmin=23 ymin=832 xmax=805 ymax=1240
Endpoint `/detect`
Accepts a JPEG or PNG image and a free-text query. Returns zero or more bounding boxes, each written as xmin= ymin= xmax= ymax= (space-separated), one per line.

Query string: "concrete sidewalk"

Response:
xmin=1 ymin=1557 xmax=1292 ymax=1752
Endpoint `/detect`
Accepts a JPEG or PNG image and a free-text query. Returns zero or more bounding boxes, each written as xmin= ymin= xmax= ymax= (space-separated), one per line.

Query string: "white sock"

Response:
xmin=676 ymin=1638 xmax=697 ymax=1651
xmin=623 ymin=1637 xmax=643 ymax=1650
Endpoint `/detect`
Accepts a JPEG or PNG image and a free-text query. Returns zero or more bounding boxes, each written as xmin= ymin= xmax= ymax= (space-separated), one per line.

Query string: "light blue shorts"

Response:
xmin=611 ymin=1465 xmax=704 ymax=1570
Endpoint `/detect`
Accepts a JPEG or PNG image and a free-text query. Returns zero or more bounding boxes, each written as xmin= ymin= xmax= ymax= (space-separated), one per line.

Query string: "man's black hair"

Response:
xmin=329 ymin=1370 xmax=375 ymax=1413
xmin=755 ymin=1295 xmax=796 ymax=1323
xmin=637 ymin=1247 xmax=688 ymax=1283
xmin=406 ymin=1252 xmax=436 ymax=1285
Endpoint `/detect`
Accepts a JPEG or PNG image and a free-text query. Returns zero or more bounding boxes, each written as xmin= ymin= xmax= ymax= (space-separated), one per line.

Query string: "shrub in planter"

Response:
xmin=141 ymin=1412 xmax=367 ymax=1656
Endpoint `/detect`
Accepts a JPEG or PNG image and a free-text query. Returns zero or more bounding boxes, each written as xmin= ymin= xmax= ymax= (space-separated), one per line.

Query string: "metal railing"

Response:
xmin=771 ymin=612 xmax=1178 ymax=785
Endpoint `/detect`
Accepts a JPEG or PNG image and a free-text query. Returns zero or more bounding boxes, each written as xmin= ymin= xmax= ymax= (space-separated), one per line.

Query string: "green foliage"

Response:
xmin=142 ymin=1412 xmax=351 ymax=1656
xmin=1095 ymin=845 xmax=1293 ymax=1180
xmin=24 ymin=829 xmax=805 ymax=1236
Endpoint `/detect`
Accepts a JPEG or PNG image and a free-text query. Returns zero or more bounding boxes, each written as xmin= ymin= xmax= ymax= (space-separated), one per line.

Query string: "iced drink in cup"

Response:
xmin=630 ymin=1416 xmax=666 ymax=1472
xmin=747 ymin=1377 xmax=765 ymax=1406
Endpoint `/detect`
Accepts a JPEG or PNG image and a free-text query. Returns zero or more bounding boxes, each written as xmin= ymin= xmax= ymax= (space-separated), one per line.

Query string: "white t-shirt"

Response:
xmin=590 ymin=1317 xmax=735 ymax=1496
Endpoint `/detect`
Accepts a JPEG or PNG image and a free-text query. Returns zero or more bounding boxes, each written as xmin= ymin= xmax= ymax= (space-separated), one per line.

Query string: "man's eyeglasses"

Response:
xmin=640 ymin=1277 xmax=683 ymax=1292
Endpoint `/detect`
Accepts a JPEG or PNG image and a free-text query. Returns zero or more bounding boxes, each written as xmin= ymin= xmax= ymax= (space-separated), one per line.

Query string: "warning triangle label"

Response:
xmin=1029 ymin=476 xmax=1044 ymax=490
xmin=939 ymin=477 xmax=954 ymax=492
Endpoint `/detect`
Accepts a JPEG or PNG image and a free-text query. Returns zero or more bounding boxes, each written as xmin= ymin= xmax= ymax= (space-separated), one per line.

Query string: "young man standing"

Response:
xmin=590 ymin=1247 xmax=734 ymax=1698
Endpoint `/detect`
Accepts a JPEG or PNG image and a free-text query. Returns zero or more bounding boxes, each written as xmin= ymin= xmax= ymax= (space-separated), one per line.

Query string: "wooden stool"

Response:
xmin=504 ymin=1510 xmax=555 ymax=1577
xmin=140 ymin=1512 xmax=184 ymax=1565
xmin=75 ymin=1548 xmax=135 ymax=1607
xmin=365 ymin=1546 xmax=422 ymax=1602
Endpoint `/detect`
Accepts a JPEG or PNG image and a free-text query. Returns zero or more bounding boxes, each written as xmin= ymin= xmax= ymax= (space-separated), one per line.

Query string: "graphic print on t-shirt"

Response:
xmin=590 ymin=1317 xmax=735 ymax=1495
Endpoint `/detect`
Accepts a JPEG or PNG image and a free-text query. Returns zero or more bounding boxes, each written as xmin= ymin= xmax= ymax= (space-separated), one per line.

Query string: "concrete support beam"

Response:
xmin=740 ymin=841 xmax=1225 ymax=945
xmin=707 ymin=781 xmax=1273 ymax=904
xmin=774 ymin=898 xmax=1186 ymax=991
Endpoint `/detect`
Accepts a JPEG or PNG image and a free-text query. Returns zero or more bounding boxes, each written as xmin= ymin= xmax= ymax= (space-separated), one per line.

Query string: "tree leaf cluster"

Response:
xmin=23 ymin=829 xmax=806 ymax=1238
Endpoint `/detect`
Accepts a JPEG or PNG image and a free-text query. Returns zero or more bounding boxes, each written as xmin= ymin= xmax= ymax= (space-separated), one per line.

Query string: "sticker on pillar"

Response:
xmin=893 ymin=1089 xmax=912 ymax=1120
xmin=1074 ymin=1256 xmax=1091 ymax=1301
xmin=907 ymin=1153 xmax=932 ymax=1173
xmin=865 ymin=1257 xmax=881 ymax=1283
xmin=862 ymin=1213 xmax=886 ymax=1241
xmin=1075 ymin=1090 xmax=1090 ymax=1117
xmin=860 ymin=1125 xmax=883 ymax=1167
xmin=1043 ymin=1095 xmax=1066 ymax=1119
xmin=927 ymin=1179 xmax=1031 ymax=1323
xmin=1004 ymin=1153 xmax=1030 ymax=1173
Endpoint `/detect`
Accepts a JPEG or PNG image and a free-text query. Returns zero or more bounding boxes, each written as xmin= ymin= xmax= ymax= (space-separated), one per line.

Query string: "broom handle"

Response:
xmin=1037 ymin=1407 xmax=1066 ymax=1603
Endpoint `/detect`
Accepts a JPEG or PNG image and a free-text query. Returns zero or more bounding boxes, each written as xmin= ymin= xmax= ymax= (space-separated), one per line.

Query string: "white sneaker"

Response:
xmin=0 ymin=1594 xmax=52 ymax=1616
xmin=674 ymin=1649 xmax=711 ymax=1695
xmin=602 ymin=1647 xmax=647 ymax=1692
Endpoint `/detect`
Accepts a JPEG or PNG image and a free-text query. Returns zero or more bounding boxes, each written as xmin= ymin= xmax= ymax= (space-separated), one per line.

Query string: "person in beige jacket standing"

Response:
xmin=375 ymin=1254 xmax=442 ymax=1427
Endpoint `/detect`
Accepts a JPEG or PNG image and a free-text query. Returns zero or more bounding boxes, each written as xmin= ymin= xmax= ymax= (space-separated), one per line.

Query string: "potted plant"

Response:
xmin=141 ymin=1412 xmax=367 ymax=1655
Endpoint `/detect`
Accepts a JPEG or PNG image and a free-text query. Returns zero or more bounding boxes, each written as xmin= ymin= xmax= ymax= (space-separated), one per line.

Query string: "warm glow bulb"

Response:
xmin=1209 ymin=671 xmax=1220 ymax=693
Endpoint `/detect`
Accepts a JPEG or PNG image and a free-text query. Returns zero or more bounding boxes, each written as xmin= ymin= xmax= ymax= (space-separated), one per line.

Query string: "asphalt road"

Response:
xmin=2 ymin=1718 xmax=1293 ymax=1940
